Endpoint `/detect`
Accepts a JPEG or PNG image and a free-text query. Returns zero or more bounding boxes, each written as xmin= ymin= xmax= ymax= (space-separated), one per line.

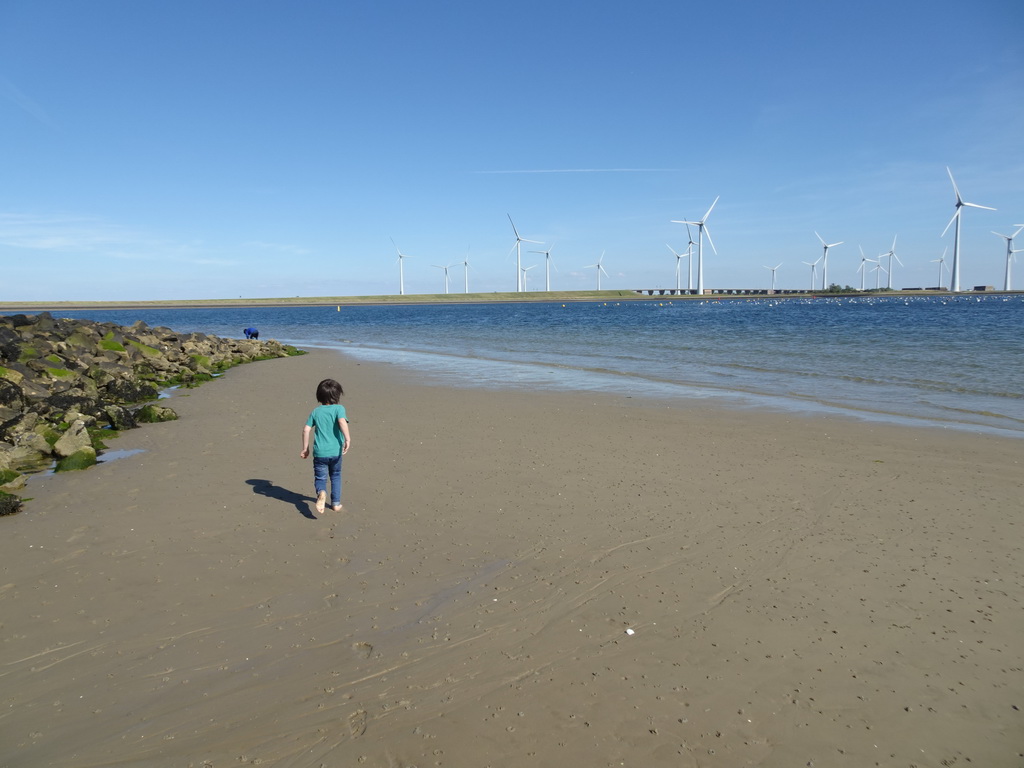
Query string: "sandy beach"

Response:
xmin=2 ymin=347 xmax=1022 ymax=767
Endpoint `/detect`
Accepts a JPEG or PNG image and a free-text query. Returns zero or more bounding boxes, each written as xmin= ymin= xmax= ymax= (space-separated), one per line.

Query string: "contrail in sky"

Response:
xmin=0 ymin=76 xmax=54 ymax=127
xmin=475 ymin=168 xmax=680 ymax=174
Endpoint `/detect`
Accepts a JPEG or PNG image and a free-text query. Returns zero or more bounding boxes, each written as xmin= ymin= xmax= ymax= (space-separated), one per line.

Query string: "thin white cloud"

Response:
xmin=0 ymin=76 xmax=55 ymax=127
xmin=474 ymin=168 xmax=680 ymax=174
xmin=243 ymin=240 xmax=313 ymax=256
xmin=0 ymin=212 xmax=250 ymax=269
xmin=0 ymin=213 xmax=137 ymax=252
xmin=189 ymin=257 xmax=242 ymax=267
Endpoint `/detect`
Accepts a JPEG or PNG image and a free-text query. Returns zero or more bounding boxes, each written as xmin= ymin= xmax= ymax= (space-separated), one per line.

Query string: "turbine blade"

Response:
xmin=702 ymin=196 xmax=719 ymax=222
xmin=962 ymin=202 xmax=996 ymax=211
xmin=815 ymin=231 xmax=826 ymax=245
xmin=507 ymin=213 xmax=520 ymax=238
xmin=703 ymin=226 xmax=717 ymax=255
xmin=946 ymin=166 xmax=963 ymax=204
xmin=941 ymin=208 xmax=960 ymax=237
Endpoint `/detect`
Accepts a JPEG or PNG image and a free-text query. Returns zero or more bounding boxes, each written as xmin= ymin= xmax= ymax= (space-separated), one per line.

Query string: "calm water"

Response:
xmin=12 ymin=295 xmax=1024 ymax=437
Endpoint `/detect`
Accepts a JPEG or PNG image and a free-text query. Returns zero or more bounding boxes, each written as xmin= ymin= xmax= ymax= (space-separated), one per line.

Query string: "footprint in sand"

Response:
xmin=348 ymin=709 xmax=367 ymax=738
xmin=351 ymin=641 xmax=373 ymax=659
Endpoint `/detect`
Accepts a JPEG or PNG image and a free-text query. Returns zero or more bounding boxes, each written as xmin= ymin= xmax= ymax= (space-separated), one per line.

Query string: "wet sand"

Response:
xmin=2 ymin=348 xmax=1022 ymax=767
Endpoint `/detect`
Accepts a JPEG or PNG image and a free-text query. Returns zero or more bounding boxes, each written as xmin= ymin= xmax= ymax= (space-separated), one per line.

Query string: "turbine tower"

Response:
xmin=391 ymin=237 xmax=413 ymax=296
xmin=881 ymin=235 xmax=902 ymax=290
xmin=433 ymin=264 xmax=453 ymax=294
xmin=508 ymin=214 xmax=540 ymax=292
xmin=872 ymin=261 xmax=886 ymax=290
xmin=931 ymin=248 xmax=949 ymax=290
xmin=529 ymin=244 xmax=556 ymax=291
xmin=521 ymin=264 xmax=537 ymax=291
xmin=666 ymin=244 xmax=684 ymax=292
xmin=815 ymin=232 xmax=843 ymax=291
xmin=801 ymin=257 xmax=820 ymax=290
xmin=458 ymin=252 xmax=470 ymax=293
xmin=672 ymin=196 xmax=718 ymax=295
xmin=993 ymin=226 xmax=1024 ymax=291
xmin=942 ymin=167 xmax=995 ymax=292
xmin=763 ymin=263 xmax=781 ymax=292
xmin=585 ymin=252 xmax=609 ymax=290
xmin=684 ymin=223 xmax=696 ymax=293
xmin=856 ymin=246 xmax=876 ymax=291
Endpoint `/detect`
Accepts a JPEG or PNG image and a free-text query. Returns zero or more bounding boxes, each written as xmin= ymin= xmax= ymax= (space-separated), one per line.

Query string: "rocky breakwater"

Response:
xmin=0 ymin=312 xmax=303 ymax=515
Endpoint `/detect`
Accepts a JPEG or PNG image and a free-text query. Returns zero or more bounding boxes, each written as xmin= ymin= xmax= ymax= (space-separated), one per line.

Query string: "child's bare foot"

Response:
xmin=315 ymin=491 xmax=326 ymax=514
xmin=332 ymin=504 xmax=343 ymax=512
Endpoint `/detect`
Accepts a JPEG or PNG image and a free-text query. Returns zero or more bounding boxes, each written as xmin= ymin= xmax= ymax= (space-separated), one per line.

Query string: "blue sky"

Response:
xmin=2 ymin=0 xmax=1023 ymax=300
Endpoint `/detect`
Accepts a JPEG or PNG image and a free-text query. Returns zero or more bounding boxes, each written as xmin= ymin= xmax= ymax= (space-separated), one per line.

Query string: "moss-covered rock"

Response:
xmin=126 ymin=339 xmax=161 ymax=357
xmin=55 ymin=447 xmax=97 ymax=472
xmin=135 ymin=404 xmax=178 ymax=423
xmin=0 ymin=313 xmax=304 ymax=509
xmin=104 ymin=404 xmax=137 ymax=431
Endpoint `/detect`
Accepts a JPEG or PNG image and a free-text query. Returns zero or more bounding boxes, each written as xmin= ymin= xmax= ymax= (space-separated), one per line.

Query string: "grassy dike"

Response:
xmin=0 ymin=290 xmax=650 ymax=311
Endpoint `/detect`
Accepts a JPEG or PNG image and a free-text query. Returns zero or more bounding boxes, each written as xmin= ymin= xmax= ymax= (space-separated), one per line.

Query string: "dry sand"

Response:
xmin=2 ymin=348 xmax=1022 ymax=767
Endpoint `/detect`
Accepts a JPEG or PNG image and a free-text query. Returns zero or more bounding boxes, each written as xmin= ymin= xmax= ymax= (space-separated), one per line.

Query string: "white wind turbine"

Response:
xmin=881 ymin=235 xmax=902 ymax=290
xmin=931 ymin=247 xmax=949 ymax=290
xmin=815 ymin=232 xmax=843 ymax=291
xmin=529 ymin=244 xmax=556 ymax=291
xmin=942 ymin=167 xmax=996 ymax=292
xmin=763 ymin=263 xmax=782 ymax=292
xmin=458 ymin=251 xmax=471 ymax=293
xmin=801 ymin=257 xmax=820 ymax=290
xmin=992 ymin=226 xmax=1024 ymax=291
xmin=872 ymin=261 xmax=886 ymax=290
xmin=585 ymin=252 xmax=609 ymax=290
xmin=684 ymin=223 xmax=696 ymax=292
xmin=433 ymin=263 xmax=453 ymax=294
xmin=666 ymin=244 xmax=685 ymax=292
xmin=391 ymin=237 xmax=413 ymax=296
xmin=508 ymin=214 xmax=541 ymax=292
xmin=521 ymin=264 xmax=537 ymax=291
xmin=672 ymin=196 xmax=718 ymax=294
xmin=856 ymin=246 xmax=876 ymax=291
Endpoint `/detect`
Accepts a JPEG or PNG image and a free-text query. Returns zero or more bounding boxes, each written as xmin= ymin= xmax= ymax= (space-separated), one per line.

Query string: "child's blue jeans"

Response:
xmin=313 ymin=455 xmax=342 ymax=506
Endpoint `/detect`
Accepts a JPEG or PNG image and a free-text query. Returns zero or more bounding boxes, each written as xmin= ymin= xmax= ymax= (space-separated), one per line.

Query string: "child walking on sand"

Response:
xmin=300 ymin=378 xmax=351 ymax=515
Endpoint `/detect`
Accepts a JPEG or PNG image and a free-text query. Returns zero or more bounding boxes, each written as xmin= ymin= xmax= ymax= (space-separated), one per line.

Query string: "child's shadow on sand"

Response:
xmin=246 ymin=479 xmax=315 ymax=519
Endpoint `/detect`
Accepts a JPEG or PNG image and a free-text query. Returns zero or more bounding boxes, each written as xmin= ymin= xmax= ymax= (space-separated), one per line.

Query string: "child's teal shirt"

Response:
xmin=306 ymin=404 xmax=348 ymax=457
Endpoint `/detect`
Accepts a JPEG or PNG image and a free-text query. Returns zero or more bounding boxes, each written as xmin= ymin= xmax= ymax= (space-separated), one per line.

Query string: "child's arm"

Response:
xmin=339 ymin=418 xmax=351 ymax=455
xmin=300 ymin=424 xmax=313 ymax=459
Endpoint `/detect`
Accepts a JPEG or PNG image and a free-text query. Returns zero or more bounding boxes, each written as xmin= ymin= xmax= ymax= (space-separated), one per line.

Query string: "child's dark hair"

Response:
xmin=316 ymin=378 xmax=344 ymax=405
